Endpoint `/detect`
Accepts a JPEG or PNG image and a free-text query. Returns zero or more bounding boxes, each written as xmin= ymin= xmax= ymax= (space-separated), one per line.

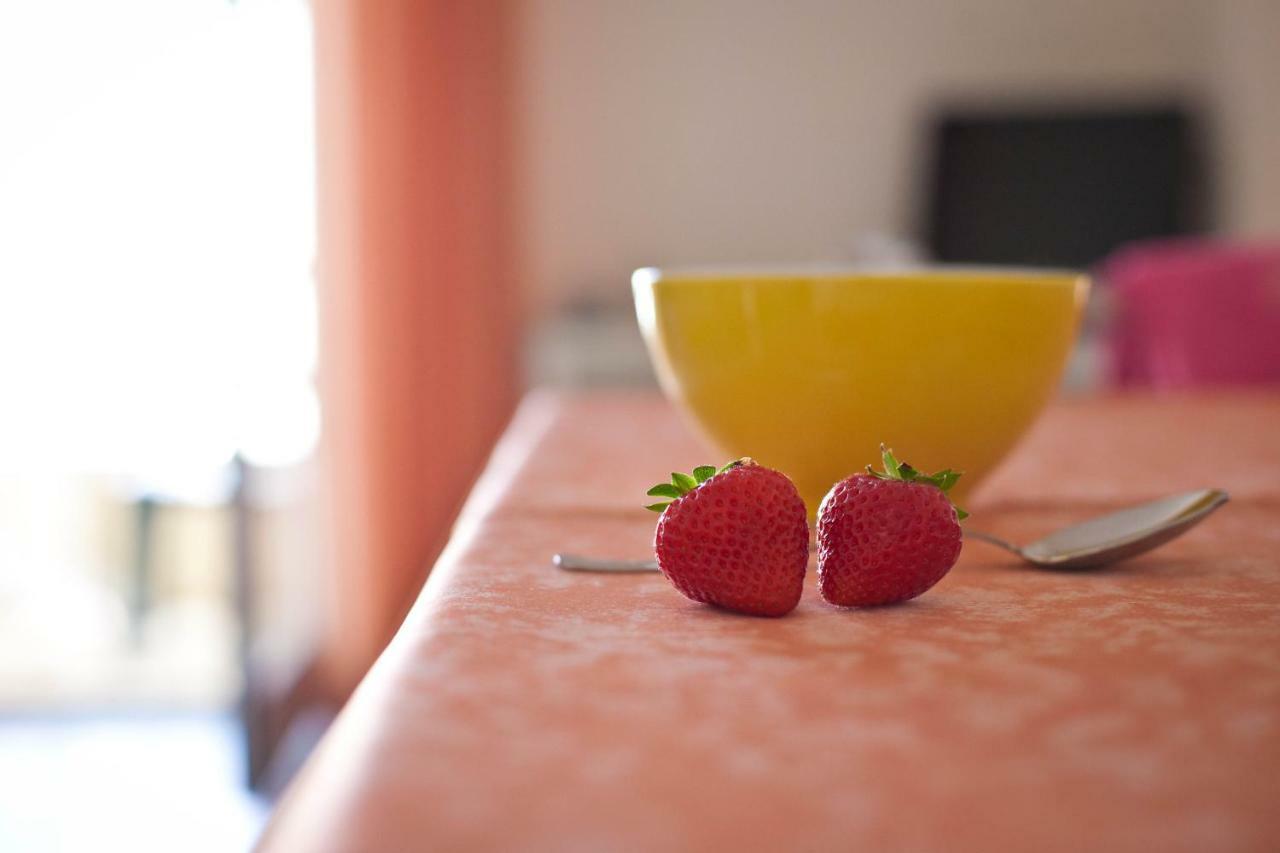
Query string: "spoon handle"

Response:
xmin=553 ymin=553 xmax=659 ymax=572
xmin=961 ymin=529 xmax=1024 ymax=557
xmin=555 ymin=529 xmax=1017 ymax=572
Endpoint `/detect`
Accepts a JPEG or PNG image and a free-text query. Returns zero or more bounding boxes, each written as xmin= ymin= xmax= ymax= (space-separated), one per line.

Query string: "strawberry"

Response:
xmin=817 ymin=445 xmax=966 ymax=607
xmin=646 ymin=459 xmax=809 ymax=617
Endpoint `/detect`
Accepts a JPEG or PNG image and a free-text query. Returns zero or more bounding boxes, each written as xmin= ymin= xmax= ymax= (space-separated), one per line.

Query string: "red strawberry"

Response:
xmin=817 ymin=445 xmax=965 ymax=607
xmin=647 ymin=459 xmax=808 ymax=617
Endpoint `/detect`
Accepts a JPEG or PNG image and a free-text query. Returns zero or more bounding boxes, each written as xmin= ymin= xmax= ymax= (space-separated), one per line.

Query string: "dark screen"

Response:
xmin=925 ymin=107 xmax=1205 ymax=268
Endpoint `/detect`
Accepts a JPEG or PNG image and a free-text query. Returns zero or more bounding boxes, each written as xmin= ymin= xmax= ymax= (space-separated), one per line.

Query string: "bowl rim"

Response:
xmin=632 ymin=263 xmax=1088 ymax=288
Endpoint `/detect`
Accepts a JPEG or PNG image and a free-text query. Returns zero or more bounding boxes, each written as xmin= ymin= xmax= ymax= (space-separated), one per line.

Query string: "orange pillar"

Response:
xmin=312 ymin=0 xmax=519 ymax=694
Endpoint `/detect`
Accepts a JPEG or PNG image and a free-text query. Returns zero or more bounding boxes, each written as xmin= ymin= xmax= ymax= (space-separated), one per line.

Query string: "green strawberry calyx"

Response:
xmin=867 ymin=444 xmax=969 ymax=520
xmin=644 ymin=459 xmax=747 ymax=512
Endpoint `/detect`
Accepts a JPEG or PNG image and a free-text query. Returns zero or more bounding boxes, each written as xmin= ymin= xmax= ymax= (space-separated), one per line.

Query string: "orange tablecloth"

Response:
xmin=261 ymin=391 xmax=1280 ymax=852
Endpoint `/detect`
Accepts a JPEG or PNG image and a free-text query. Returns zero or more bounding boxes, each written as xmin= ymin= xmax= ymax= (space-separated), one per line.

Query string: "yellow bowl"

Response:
xmin=633 ymin=266 xmax=1089 ymax=513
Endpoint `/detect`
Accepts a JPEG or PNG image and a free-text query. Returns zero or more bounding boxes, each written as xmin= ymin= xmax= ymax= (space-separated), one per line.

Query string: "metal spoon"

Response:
xmin=553 ymin=488 xmax=1229 ymax=572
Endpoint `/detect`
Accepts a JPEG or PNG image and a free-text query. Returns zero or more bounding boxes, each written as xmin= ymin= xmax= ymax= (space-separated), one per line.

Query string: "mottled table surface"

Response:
xmin=261 ymin=390 xmax=1280 ymax=852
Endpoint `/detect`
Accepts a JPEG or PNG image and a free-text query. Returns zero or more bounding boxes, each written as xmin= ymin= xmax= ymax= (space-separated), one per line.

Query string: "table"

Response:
xmin=260 ymin=391 xmax=1280 ymax=852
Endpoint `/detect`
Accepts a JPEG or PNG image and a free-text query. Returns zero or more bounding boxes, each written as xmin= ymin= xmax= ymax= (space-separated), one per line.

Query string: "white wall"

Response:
xmin=1209 ymin=0 xmax=1280 ymax=238
xmin=516 ymin=0 xmax=1277 ymax=311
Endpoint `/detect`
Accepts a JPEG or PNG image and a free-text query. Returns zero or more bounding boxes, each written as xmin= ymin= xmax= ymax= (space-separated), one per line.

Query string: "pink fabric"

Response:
xmin=1106 ymin=240 xmax=1280 ymax=389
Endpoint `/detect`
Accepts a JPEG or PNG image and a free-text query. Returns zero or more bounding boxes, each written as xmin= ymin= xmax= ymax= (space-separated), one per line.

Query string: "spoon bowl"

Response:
xmin=966 ymin=488 xmax=1229 ymax=569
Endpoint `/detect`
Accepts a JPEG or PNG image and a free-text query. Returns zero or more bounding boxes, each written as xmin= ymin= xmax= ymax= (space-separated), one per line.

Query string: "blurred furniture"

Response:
xmin=123 ymin=463 xmax=238 ymax=645
xmin=925 ymin=105 xmax=1207 ymax=267
xmin=231 ymin=458 xmax=333 ymax=792
xmin=527 ymin=299 xmax=656 ymax=388
xmin=260 ymin=390 xmax=1280 ymax=852
xmin=1106 ymin=239 xmax=1280 ymax=388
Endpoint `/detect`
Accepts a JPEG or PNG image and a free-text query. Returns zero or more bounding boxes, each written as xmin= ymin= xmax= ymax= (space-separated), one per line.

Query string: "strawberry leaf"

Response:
xmin=869 ymin=443 xmax=968 ymax=521
xmin=881 ymin=446 xmax=904 ymax=479
xmin=671 ymin=471 xmax=698 ymax=492
xmin=645 ymin=460 xmax=746 ymax=511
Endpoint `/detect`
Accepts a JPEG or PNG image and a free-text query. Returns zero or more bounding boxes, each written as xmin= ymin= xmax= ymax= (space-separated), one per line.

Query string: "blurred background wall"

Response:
xmin=517 ymin=0 xmax=1279 ymax=312
xmin=312 ymin=0 xmax=1280 ymax=729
